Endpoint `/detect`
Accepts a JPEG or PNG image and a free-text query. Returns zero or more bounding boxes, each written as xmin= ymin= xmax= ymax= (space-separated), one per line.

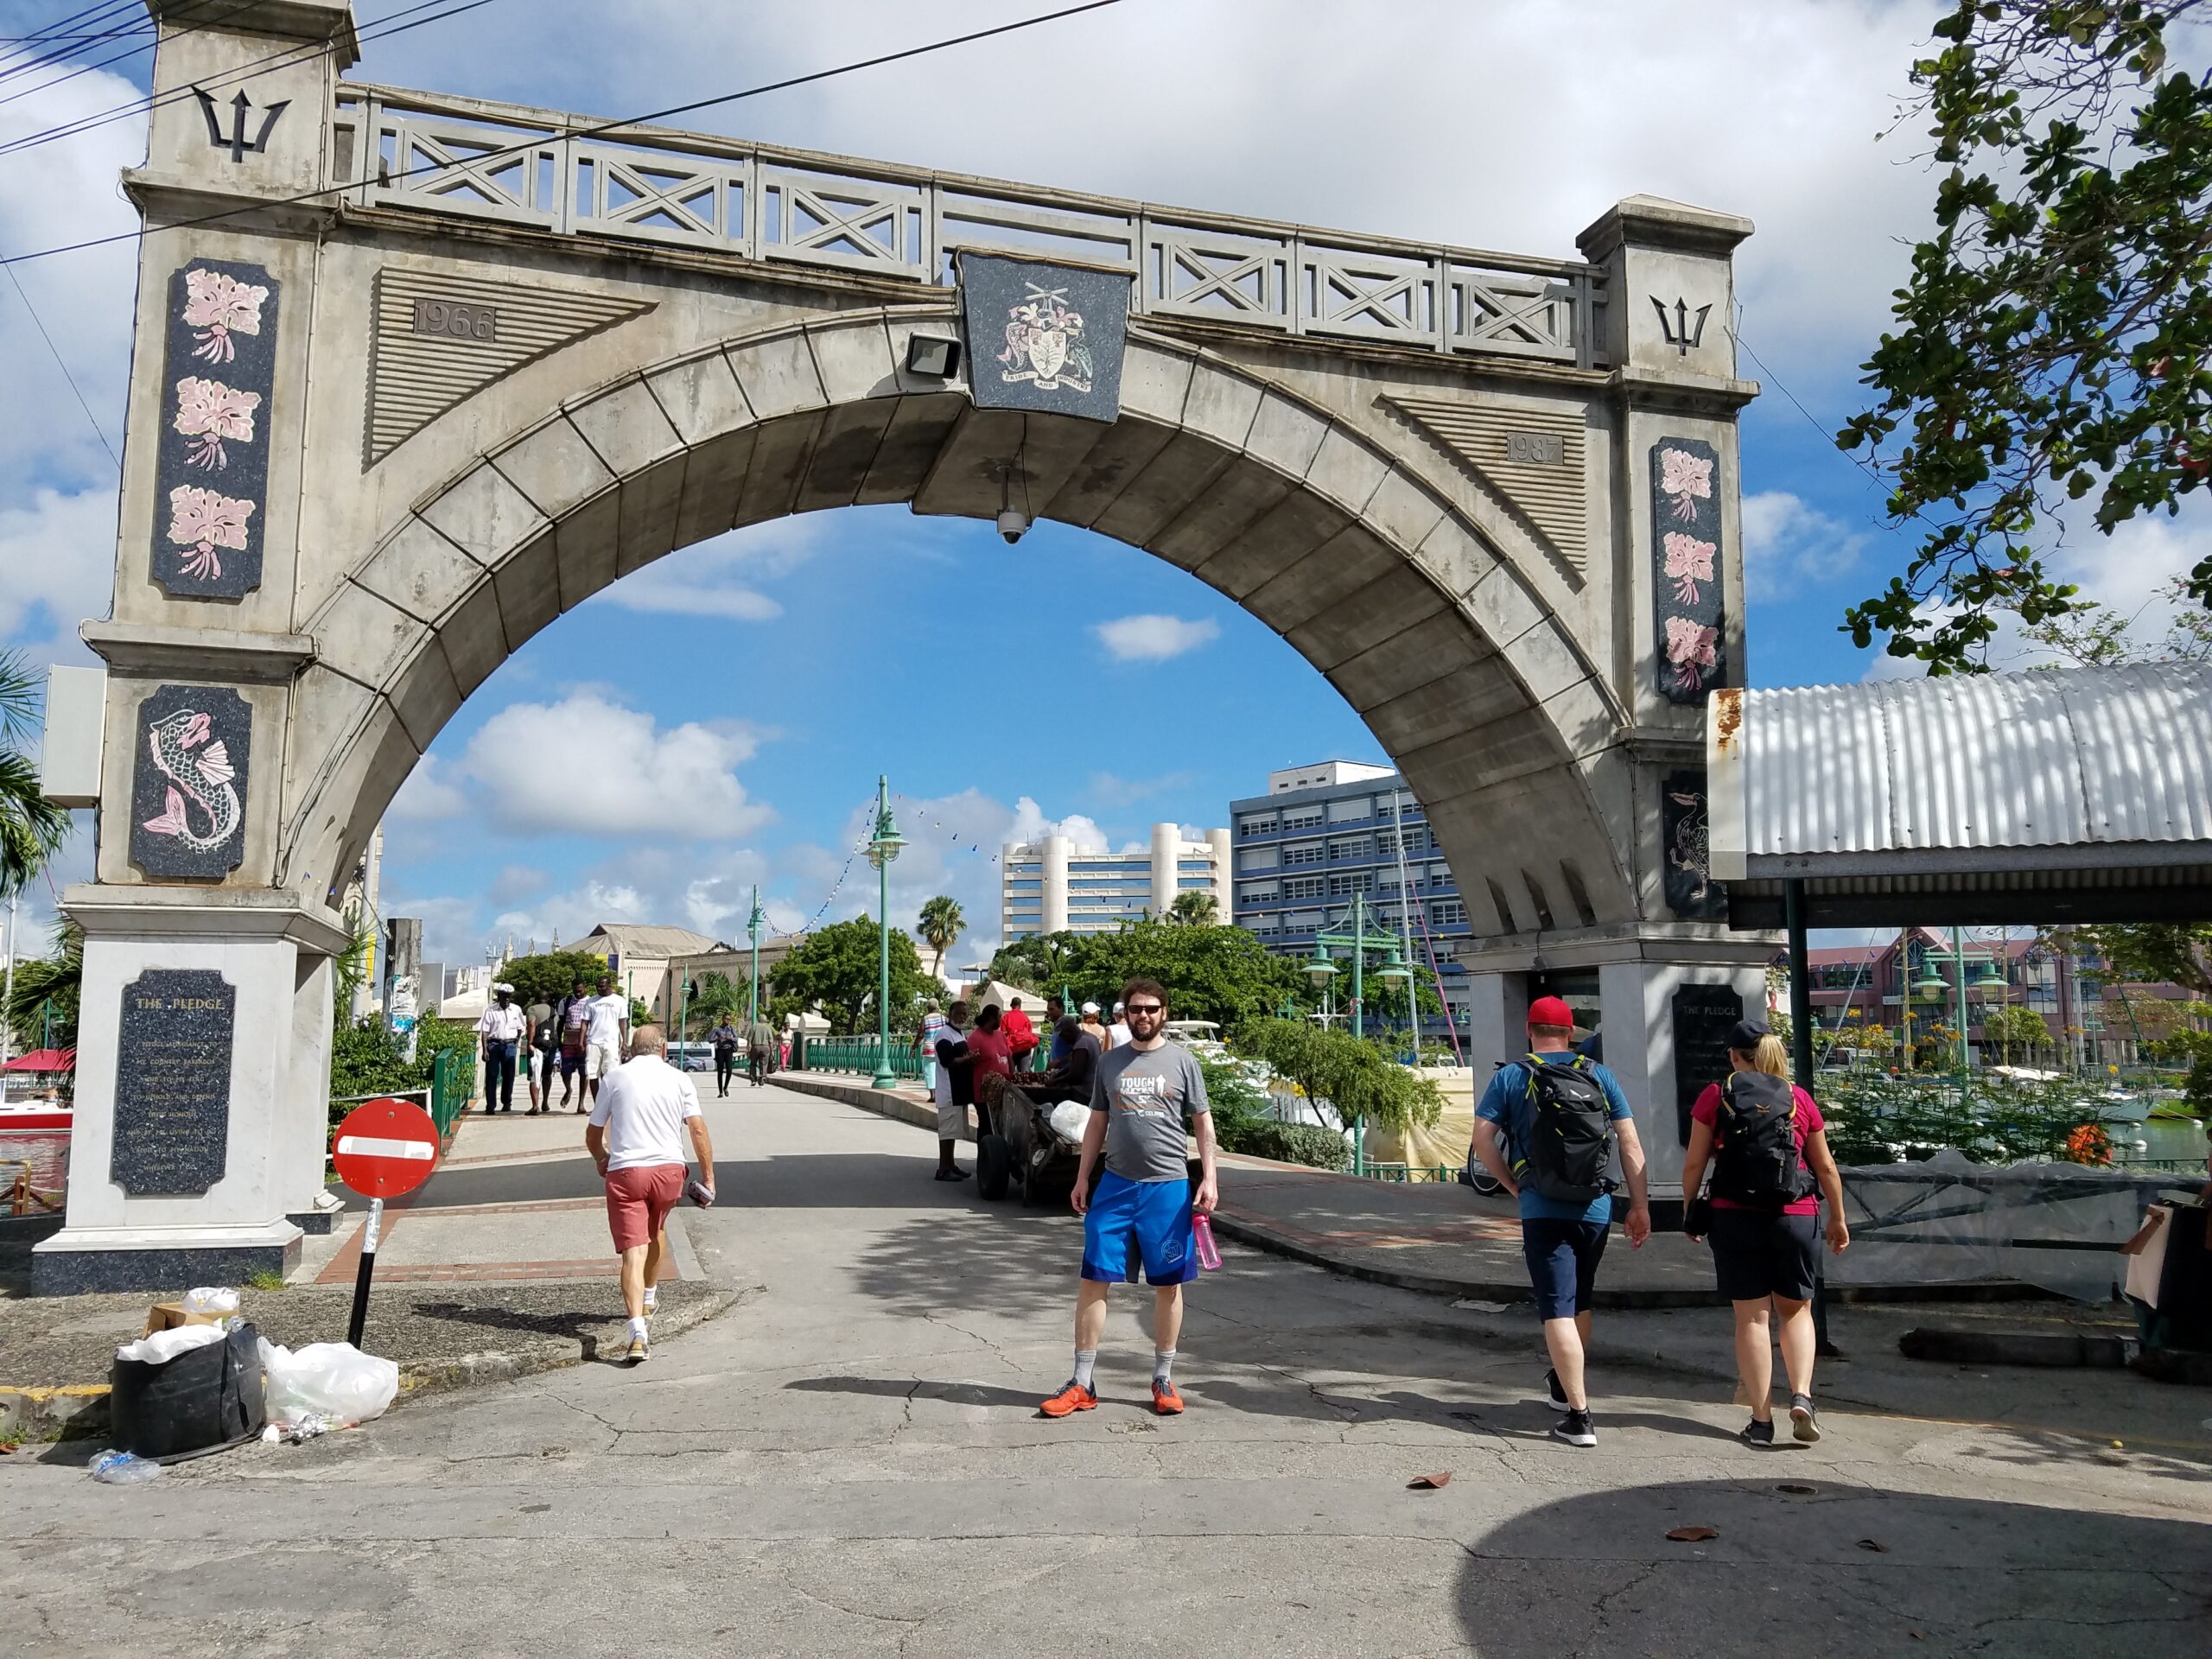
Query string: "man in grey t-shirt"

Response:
xmin=1038 ymin=977 xmax=1219 ymax=1421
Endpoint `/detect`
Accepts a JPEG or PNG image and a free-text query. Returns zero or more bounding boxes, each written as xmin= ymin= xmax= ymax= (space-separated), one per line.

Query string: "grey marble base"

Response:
xmin=30 ymin=1236 xmax=299 ymax=1297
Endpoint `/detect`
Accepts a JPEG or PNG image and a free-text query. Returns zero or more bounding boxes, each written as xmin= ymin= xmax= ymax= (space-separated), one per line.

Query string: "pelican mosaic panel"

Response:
xmin=1649 ymin=435 xmax=1726 ymax=705
xmin=129 ymin=686 xmax=251 ymax=880
xmin=1662 ymin=768 xmax=1726 ymax=919
xmin=151 ymin=258 xmax=279 ymax=599
xmin=959 ymin=252 xmax=1130 ymax=423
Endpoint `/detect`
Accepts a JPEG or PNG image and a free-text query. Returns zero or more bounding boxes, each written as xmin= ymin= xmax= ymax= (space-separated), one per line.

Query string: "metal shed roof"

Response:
xmin=1707 ymin=664 xmax=2212 ymax=927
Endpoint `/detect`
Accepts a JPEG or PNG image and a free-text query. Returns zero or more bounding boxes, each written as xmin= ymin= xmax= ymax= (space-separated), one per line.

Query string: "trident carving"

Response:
xmin=1652 ymin=296 xmax=1713 ymax=358
xmin=193 ymin=87 xmax=290 ymax=165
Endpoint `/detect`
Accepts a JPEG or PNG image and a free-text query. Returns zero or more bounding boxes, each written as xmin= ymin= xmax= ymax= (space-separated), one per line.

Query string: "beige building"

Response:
xmin=572 ymin=925 xmax=728 ymax=1024
xmin=1001 ymin=823 xmax=1233 ymax=940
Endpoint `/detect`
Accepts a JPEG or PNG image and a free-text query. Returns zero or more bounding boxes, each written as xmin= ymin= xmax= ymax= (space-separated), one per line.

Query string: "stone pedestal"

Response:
xmin=32 ymin=887 xmax=345 ymax=1294
xmin=1461 ymin=932 xmax=1770 ymax=1197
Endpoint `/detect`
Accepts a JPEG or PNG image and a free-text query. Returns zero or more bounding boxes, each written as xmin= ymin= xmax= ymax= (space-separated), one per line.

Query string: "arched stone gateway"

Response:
xmin=36 ymin=2 xmax=1774 ymax=1290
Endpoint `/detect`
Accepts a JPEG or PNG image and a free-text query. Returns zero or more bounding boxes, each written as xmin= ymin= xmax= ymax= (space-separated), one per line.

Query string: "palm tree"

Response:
xmin=1168 ymin=889 xmax=1220 ymax=927
xmin=917 ymin=895 xmax=964 ymax=980
xmin=0 ymin=649 xmax=67 ymax=899
xmin=7 ymin=916 xmax=81 ymax=1051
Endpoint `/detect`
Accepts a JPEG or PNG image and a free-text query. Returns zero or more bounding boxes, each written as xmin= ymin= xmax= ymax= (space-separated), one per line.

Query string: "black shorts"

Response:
xmin=1520 ymin=1217 xmax=1609 ymax=1320
xmin=1707 ymin=1208 xmax=1820 ymax=1303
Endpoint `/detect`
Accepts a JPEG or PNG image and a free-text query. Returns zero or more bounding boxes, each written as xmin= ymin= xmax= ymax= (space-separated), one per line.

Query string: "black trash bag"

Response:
xmin=109 ymin=1320 xmax=266 ymax=1461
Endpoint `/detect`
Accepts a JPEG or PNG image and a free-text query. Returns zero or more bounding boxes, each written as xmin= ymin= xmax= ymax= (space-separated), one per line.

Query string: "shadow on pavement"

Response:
xmin=1456 ymin=1478 xmax=2212 ymax=1657
xmin=784 ymin=1375 xmax=1047 ymax=1411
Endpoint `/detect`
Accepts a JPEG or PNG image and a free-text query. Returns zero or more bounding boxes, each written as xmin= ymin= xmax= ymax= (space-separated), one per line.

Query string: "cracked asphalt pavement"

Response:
xmin=6 ymin=1082 xmax=2210 ymax=1656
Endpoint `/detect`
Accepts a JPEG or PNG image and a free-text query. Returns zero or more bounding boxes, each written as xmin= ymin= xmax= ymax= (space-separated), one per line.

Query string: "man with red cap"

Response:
xmin=1470 ymin=995 xmax=1650 ymax=1447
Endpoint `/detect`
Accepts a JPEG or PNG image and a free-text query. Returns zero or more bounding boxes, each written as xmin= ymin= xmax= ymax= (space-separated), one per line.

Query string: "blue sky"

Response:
xmin=3 ymin=1 xmax=2204 ymax=966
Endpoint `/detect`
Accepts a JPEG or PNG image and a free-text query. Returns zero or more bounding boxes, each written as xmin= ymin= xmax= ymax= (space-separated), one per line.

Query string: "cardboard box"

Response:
xmin=143 ymin=1301 xmax=232 ymax=1337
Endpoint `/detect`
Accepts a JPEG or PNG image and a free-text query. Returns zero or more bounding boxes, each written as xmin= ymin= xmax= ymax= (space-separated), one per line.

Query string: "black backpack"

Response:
xmin=1511 ymin=1053 xmax=1616 ymax=1205
xmin=1710 ymin=1071 xmax=1813 ymax=1207
xmin=531 ymin=1015 xmax=556 ymax=1049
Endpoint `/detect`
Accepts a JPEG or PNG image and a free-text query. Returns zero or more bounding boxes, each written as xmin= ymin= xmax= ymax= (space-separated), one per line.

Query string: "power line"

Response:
xmin=0 ymin=0 xmax=466 ymax=158
xmin=0 ymin=1 xmax=143 ymax=69
xmin=0 ymin=3 xmax=145 ymax=86
xmin=0 ymin=0 xmax=1129 ymax=267
xmin=2 ymin=258 xmax=116 ymax=465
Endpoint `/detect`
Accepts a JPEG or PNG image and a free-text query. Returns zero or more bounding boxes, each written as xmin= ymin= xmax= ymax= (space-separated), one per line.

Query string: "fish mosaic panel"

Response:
xmin=130 ymin=685 xmax=251 ymax=880
xmin=1662 ymin=768 xmax=1726 ymax=919
xmin=1649 ymin=435 xmax=1726 ymax=705
xmin=152 ymin=259 xmax=279 ymax=599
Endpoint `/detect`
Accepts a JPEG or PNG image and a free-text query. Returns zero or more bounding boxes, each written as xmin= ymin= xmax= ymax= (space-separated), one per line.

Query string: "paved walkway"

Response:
xmin=6 ymin=1080 xmax=2208 ymax=1658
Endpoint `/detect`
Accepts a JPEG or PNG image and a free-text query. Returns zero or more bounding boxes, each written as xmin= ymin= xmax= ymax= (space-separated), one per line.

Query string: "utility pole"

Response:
xmin=747 ymin=885 xmax=764 ymax=1025
xmin=385 ymin=918 xmax=422 ymax=1063
xmin=865 ymin=778 xmax=905 ymax=1090
xmin=0 ymin=895 xmax=16 ymax=1071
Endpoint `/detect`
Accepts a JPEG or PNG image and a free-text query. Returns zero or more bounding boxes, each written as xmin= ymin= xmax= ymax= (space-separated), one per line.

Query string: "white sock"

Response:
xmin=627 ymin=1315 xmax=647 ymax=1340
xmin=1071 ymin=1350 xmax=1096 ymax=1389
xmin=642 ymin=1287 xmax=657 ymax=1312
xmin=1154 ymin=1348 xmax=1176 ymax=1385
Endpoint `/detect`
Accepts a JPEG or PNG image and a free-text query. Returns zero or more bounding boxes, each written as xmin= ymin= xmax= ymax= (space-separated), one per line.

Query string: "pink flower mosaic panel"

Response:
xmin=154 ymin=259 xmax=277 ymax=598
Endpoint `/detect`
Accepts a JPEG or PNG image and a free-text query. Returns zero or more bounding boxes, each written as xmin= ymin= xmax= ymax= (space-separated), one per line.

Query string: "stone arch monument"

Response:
xmin=36 ymin=1 xmax=1771 ymax=1289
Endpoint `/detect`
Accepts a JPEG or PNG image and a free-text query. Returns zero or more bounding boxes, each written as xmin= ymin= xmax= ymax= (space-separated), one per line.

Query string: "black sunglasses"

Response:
xmin=1125 ymin=1003 xmax=1164 ymax=1016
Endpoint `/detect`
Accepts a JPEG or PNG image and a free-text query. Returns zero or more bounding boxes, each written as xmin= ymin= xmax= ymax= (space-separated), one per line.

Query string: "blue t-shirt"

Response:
xmin=1474 ymin=1050 xmax=1635 ymax=1224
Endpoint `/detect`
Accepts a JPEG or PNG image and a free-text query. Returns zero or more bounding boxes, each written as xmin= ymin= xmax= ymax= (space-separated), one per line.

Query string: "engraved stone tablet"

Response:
xmin=959 ymin=252 xmax=1131 ymax=423
xmin=1670 ymin=982 xmax=1744 ymax=1148
xmin=111 ymin=969 xmax=235 ymax=1194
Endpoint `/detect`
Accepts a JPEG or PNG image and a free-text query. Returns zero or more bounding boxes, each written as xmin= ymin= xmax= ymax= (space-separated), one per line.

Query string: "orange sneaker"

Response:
xmin=1039 ymin=1382 xmax=1097 ymax=1418
xmin=1151 ymin=1379 xmax=1185 ymax=1415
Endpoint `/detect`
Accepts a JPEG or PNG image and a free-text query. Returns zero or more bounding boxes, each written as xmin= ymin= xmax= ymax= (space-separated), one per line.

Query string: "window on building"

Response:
xmin=1282 ymin=842 xmax=1324 ymax=867
xmin=1431 ymin=899 xmax=1469 ymax=927
xmin=1282 ymin=875 xmax=1325 ymax=900
xmin=1177 ymin=860 xmax=1214 ymax=872
xmin=1329 ymin=871 xmax=1374 ymax=897
xmin=1239 ymin=816 xmax=1278 ymax=837
xmin=1281 ymin=809 xmax=1324 ymax=832
xmin=1328 ymin=836 xmax=1370 ymax=861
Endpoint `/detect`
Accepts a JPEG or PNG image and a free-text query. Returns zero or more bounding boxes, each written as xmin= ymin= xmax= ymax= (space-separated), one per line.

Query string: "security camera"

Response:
xmin=997 ymin=507 xmax=1031 ymax=545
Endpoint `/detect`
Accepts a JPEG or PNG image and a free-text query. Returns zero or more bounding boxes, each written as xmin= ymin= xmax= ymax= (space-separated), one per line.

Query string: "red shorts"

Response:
xmin=604 ymin=1163 xmax=685 ymax=1252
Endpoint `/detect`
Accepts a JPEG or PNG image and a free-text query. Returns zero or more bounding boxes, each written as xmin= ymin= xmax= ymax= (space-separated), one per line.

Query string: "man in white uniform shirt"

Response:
xmin=583 ymin=973 xmax=629 ymax=1108
xmin=474 ymin=983 xmax=527 ymax=1115
xmin=586 ymin=1026 xmax=715 ymax=1364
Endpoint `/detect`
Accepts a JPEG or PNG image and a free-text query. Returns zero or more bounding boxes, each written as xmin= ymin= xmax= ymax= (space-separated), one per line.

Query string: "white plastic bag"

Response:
xmin=1049 ymin=1101 xmax=1090 ymax=1146
xmin=116 ymin=1322 xmax=230 ymax=1364
xmin=257 ymin=1338 xmax=399 ymax=1431
xmin=181 ymin=1287 xmax=239 ymax=1315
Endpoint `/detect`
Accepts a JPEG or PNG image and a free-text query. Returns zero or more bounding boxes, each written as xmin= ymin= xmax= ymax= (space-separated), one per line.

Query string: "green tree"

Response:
xmin=5 ymin=917 xmax=79 ymax=1052
xmin=988 ymin=930 xmax=1077 ymax=992
xmin=500 ymin=950 xmax=614 ymax=1007
xmin=1980 ymin=1001 xmax=2054 ymax=1063
xmin=1840 ymin=1 xmax=2212 ymax=672
xmin=1167 ymin=889 xmax=1220 ymax=926
xmin=769 ymin=915 xmax=936 ymax=1034
xmin=1230 ymin=1016 xmax=1442 ymax=1135
xmin=0 ymin=648 xmax=67 ymax=898
xmin=2073 ymin=922 xmax=2212 ymax=996
xmin=916 ymin=894 xmax=964 ymax=979
xmin=683 ymin=970 xmax=741 ymax=1039
xmin=1060 ymin=920 xmax=1310 ymax=1029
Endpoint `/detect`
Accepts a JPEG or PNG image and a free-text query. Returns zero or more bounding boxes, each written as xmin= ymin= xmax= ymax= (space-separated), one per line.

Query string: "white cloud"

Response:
xmin=456 ymin=692 xmax=772 ymax=840
xmin=590 ymin=518 xmax=828 ymax=622
xmin=1742 ymin=489 xmax=1874 ymax=600
xmin=1094 ymin=613 xmax=1220 ymax=662
xmin=0 ymin=486 xmax=116 ymax=665
xmin=388 ymin=753 xmax=467 ymax=821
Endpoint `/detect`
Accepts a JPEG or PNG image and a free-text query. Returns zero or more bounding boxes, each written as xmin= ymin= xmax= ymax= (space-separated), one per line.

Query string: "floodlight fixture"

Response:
xmin=905 ymin=333 xmax=962 ymax=378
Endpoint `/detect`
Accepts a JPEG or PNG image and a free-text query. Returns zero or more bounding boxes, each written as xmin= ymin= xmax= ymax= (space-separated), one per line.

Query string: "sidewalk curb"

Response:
xmin=778 ymin=1072 xmax=938 ymax=1132
xmin=0 ymin=1288 xmax=748 ymax=1440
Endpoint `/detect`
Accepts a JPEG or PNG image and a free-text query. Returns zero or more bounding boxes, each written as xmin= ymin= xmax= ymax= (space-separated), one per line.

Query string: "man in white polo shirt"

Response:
xmin=585 ymin=1026 xmax=715 ymax=1364
xmin=582 ymin=973 xmax=629 ymax=1108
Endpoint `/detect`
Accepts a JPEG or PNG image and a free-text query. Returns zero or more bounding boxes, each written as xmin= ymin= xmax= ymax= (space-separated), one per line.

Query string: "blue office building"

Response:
xmin=1229 ymin=762 xmax=1471 ymax=1039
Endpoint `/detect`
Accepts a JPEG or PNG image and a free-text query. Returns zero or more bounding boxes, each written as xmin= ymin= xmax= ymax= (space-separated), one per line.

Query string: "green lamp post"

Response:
xmin=1373 ymin=946 xmax=1414 ymax=1056
xmin=747 ymin=884 xmax=765 ymax=1025
xmin=865 ymin=776 xmax=905 ymax=1090
xmin=1304 ymin=943 xmax=1338 ymax=1023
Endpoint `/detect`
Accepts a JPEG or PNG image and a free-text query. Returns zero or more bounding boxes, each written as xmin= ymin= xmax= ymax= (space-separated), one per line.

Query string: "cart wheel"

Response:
xmin=977 ymin=1133 xmax=1012 ymax=1201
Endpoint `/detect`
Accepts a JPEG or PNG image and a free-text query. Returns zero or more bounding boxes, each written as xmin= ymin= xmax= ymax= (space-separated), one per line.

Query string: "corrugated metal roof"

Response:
xmin=1709 ymin=664 xmax=2212 ymax=878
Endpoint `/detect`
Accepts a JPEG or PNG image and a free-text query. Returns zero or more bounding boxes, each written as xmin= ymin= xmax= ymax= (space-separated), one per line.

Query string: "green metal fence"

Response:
xmin=797 ymin=1036 xmax=923 ymax=1080
xmin=429 ymin=1046 xmax=474 ymax=1136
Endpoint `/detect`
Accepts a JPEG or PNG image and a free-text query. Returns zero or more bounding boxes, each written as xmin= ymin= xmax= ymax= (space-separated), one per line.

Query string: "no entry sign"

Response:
xmin=333 ymin=1096 xmax=440 ymax=1199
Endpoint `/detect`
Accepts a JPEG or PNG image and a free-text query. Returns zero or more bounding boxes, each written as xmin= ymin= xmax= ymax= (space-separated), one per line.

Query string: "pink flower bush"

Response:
xmin=1664 ymin=614 xmax=1718 ymax=693
xmin=172 ymin=377 xmax=261 ymax=470
xmin=181 ymin=268 xmax=269 ymax=365
xmin=167 ymin=485 xmax=253 ymax=581
xmin=1662 ymin=531 xmax=1716 ymax=605
xmin=1658 ymin=447 xmax=1713 ymax=523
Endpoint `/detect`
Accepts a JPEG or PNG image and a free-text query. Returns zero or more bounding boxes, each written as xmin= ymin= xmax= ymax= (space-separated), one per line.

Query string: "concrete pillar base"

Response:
xmin=31 ymin=1221 xmax=302 ymax=1296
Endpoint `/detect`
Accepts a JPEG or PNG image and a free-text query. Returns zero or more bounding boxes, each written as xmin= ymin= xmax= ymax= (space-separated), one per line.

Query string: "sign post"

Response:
xmin=332 ymin=1096 xmax=440 ymax=1349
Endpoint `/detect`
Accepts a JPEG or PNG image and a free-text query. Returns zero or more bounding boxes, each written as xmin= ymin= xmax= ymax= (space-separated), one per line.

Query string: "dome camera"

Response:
xmin=997 ymin=507 xmax=1031 ymax=545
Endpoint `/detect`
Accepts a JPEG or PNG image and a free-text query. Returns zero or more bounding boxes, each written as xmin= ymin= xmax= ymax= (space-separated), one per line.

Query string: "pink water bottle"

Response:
xmin=1192 ymin=1212 xmax=1223 ymax=1271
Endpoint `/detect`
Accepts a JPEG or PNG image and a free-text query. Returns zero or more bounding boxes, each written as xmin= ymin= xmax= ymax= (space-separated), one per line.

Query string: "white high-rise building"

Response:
xmin=1001 ymin=823 xmax=1233 ymax=940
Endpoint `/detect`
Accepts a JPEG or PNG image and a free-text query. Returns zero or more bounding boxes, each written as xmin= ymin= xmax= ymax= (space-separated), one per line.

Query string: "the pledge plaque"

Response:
xmin=111 ymin=969 xmax=236 ymax=1195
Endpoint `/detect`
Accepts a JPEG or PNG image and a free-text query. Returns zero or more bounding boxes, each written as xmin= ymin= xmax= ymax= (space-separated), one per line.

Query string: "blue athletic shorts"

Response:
xmin=1081 ymin=1169 xmax=1197 ymax=1286
xmin=1521 ymin=1217 xmax=1609 ymax=1320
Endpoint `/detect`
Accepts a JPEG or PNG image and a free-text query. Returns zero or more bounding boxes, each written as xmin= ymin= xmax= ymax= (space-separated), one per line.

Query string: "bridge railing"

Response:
xmin=331 ymin=85 xmax=1604 ymax=370
xmin=793 ymin=1035 xmax=923 ymax=1081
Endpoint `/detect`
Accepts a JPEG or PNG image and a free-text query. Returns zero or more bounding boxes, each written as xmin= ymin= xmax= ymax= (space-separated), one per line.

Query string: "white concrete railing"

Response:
xmin=330 ymin=84 xmax=1605 ymax=370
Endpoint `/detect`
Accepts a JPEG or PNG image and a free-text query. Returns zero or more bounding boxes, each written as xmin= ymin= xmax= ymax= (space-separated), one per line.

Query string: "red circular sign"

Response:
xmin=332 ymin=1096 xmax=441 ymax=1199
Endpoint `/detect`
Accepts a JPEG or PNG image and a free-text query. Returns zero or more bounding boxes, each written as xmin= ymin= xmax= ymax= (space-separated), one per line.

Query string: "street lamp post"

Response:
xmin=1310 ymin=894 xmax=1413 ymax=1178
xmin=865 ymin=775 xmax=905 ymax=1090
xmin=747 ymin=884 xmax=764 ymax=1025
